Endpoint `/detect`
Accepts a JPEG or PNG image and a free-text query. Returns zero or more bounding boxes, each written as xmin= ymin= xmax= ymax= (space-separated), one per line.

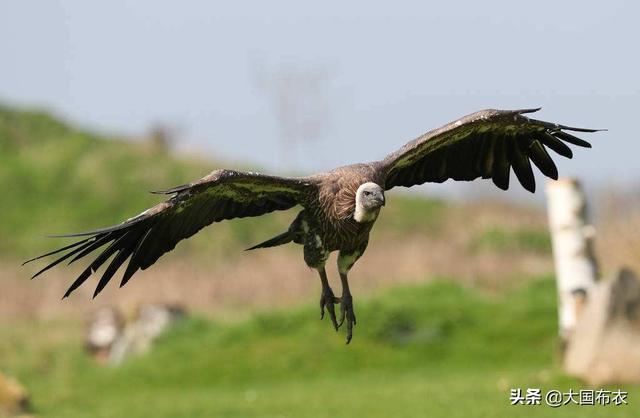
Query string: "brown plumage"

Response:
xmin=25 ymin=108 xmax=602 ymax=343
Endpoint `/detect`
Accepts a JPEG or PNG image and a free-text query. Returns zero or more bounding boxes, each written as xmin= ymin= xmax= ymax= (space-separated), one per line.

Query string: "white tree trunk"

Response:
xmin=546 ymin=178 xmax=598 ymax=344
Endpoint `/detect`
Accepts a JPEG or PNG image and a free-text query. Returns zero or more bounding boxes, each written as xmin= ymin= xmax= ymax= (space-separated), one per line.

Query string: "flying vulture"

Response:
xmin=25 ymin=108 xmax=601 ymax=343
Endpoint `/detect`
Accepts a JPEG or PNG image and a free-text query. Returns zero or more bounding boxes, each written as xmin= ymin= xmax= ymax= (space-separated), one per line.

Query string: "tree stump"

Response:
xmin=546 ymin=178 xmax=598 ymax=345
xmin=564 ymin=268 xmax=640 ymax=385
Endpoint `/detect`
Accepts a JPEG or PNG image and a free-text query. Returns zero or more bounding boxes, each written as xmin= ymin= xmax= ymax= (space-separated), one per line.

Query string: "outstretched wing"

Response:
xmin=379 ymin=108 xmax=602 ymax=192
xmin=24 ymin=169 xmax=316 ymax=298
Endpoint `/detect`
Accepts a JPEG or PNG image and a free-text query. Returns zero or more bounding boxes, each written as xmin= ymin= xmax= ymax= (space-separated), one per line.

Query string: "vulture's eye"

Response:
xmin=364 ymin=191 xmax=371 ymax=196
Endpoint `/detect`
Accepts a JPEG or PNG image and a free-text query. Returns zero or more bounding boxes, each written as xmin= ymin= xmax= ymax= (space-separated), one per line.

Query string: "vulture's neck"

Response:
xmin=354 ymin=206 xmax=380 ymax=223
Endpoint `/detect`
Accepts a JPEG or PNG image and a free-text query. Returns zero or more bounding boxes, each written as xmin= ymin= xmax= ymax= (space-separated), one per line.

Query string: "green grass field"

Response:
xmin=1 ymin=278 xmax=636 ymax=417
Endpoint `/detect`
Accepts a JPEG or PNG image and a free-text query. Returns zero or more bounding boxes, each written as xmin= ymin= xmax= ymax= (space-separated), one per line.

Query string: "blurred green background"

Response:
xmin=1 ymin=105 xmax=637 ymax=417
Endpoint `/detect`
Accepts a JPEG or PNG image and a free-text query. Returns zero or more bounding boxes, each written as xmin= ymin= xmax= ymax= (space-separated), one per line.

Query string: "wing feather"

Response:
xmin=492 ymin=137 xmax=510 ymax=190
xmin=528 ymin=140 xmax=558 ymax=180
xmin=537 ymin=131 xmax=573 ymax=158
xmin=22 ymin=237 xmax=94 ymax=266
xmin=509 ymin=139 xmax=536 ymax=193
xmin=379 ymin=108 xmax=602 ymax=192
xmin=67 ymin=233 xmax=115 ymax=265
xmin=26 ymin=169 xmax=316 ymax=297
xmin=119 ymin=228 xmax=153 ymax=288
xmin=478 ymin=134 xmax=496 ymax=178
xmin=30 ymin=239 xmax=99 ymax=280
xmin=93 ymin=233 xmax=141 ymax=298
xmin=63 ymin=233 xmax=131 ymax=298
xmin=552 ymin=131 xmax=592 ymax=148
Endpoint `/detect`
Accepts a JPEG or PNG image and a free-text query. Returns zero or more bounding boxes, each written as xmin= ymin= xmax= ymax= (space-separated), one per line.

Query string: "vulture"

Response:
xmin=25 ymin=108 xmax=602 ymax=343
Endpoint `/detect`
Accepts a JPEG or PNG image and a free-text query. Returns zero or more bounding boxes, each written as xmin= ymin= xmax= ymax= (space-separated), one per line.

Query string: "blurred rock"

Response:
xmin=0 ymin=372 xmax=29 ymax=417
xmin=564 ymin=267 xmax=640 ymax=385
xmin=108 ymin=304 xmax=186 ymax=365
xmin=85 ymin=307 xmax=124 ymax=364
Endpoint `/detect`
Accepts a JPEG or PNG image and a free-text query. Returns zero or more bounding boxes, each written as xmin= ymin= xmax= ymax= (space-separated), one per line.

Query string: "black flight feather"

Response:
xmin=509 ymin=138 xmax=536 ymax=193
xmin=22 ymin=236 xmax=94 ymax=266
xmin=491 ymin=137 xmax=510 ymax=190
xmin=527 ymin=140 xmax=558 ymax=180
xmin=553 ymin=131 xmax=592 ymax=148
xmin=537 ymin=132 xmax=573 ymax=158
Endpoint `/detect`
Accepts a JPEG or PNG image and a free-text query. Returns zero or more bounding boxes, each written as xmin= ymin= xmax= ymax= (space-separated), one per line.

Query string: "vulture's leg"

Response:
xmin=337 ymin=251 xmax=360 ymax=344
xmin=318 ymin=267 xmax=339 ymax=331
xmin=337 ymin=271 xmax=356 ymax=343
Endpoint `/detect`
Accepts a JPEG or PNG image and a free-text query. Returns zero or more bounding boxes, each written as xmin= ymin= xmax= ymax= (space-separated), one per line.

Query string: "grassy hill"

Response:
xmin=0 ymin=105 xmax=214 ymax=257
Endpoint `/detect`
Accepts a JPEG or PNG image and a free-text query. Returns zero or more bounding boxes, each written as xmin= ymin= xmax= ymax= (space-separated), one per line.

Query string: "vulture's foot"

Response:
xmin=338 ymin=292 xmax=356 ymax=344
xmin=320 ymin=286 xmax=340 ymax=331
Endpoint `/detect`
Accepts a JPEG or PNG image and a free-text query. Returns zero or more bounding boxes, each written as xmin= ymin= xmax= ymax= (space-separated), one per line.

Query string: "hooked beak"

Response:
xmin=376 ymin=193 xmax=386 ymax=207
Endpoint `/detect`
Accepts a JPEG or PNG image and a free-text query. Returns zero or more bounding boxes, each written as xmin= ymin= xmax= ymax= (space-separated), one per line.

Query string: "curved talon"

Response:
xmin=338 ymin=293 xmax=356 ymax=344
xmin=320 ymin=290 xmax=339 ymax=331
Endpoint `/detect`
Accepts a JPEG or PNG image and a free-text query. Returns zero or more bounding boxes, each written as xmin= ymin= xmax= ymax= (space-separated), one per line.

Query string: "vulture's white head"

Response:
xmin=354 ymin=182 xmax=385 ymax=223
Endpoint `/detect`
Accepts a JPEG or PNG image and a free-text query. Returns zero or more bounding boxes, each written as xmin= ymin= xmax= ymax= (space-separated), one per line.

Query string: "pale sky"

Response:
xmin=1 ymin=1 xmax=638 ymax=200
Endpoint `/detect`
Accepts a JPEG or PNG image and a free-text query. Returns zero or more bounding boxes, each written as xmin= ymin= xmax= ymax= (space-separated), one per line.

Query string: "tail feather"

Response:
xmin=245 ymin=231 xmax=293 ymax=251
